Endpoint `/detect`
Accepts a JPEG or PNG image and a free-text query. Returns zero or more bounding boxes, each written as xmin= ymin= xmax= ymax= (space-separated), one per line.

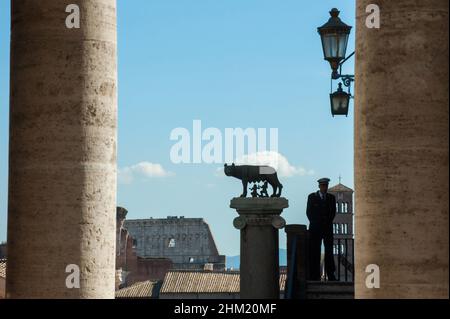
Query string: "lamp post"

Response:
xmin=330 ymin=83 xmax=350 ymax=117
xmin=318 ymin=8 xmax=354 ymax=117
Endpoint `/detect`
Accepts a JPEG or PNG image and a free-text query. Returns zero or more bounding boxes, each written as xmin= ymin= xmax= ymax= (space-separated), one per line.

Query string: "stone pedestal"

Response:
xmin=285 ymin=224 xmax=308 ymax=299
xmin=230 ymin=197 xmax=288 ymax=299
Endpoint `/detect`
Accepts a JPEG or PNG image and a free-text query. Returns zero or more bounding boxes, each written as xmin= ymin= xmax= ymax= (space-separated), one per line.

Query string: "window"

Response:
xmin=189 ymin=257 xmax=195 ymax=263
xmin=168 ymin=238 xmax=176 ymax=248
xmin=342 ymin=202 xmax=347 ymax=213
xmin=333 ymin=223 xmax=338 ymax=234
xmin=336 ymin=202 xmax=340 ymax=213
xmin=132 ymin=239 xmax=137 ymax=248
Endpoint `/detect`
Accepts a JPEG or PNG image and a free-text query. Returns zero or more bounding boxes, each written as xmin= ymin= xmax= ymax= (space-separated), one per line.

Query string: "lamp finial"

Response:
xmin=330 ymin=8 xmax=340 ymax=18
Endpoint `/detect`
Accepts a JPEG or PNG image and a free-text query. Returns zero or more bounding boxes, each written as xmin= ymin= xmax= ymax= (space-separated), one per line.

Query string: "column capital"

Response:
xmin=230 ymin=197 xmax=288 ymax=230
xmin=230 ymin=197 xmax=289 ymax=214
xmin=233 ymin=215 xmax=286 ymax=229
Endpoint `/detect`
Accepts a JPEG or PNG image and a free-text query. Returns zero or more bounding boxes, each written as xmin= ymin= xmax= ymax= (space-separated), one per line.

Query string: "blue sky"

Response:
xmin=0 ymin=1 xmax=355 ymax=255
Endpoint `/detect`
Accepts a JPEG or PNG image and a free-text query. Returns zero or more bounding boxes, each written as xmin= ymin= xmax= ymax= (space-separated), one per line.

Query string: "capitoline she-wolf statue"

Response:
xmin=224 ymin=163 xmax=283 ymax=198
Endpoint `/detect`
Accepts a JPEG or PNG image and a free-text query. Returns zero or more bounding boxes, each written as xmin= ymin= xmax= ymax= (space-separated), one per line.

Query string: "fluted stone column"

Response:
xmin=230 ymin=198 xmax=288 ymax=299
xmin=354 ymin=0 xmax=448 ymax=298
xmin=6 ymin=0 xmax=117 ymax=298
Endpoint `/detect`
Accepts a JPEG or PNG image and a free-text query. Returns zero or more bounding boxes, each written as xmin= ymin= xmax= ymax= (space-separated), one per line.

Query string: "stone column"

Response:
xmin=6 ymin=0 xmax=117 ymax=298
xmin=230 ymin=197 xmax=288 ymax=299
xmin=354 ymin=0 xmax=449 ymax=298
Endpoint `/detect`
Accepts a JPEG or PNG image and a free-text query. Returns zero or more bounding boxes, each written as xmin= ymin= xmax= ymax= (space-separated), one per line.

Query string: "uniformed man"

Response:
xmin=306 ymin=178 xmax=337 ymax=281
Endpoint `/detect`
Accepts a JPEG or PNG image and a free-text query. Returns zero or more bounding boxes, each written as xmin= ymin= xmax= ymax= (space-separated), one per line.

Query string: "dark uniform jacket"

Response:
xmin=306 ymin=191 xmax=336 ymax=228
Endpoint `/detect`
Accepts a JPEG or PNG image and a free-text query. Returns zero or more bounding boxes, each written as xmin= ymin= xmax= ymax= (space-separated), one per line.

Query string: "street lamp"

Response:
xmin=318 ymin=8 xmax=354 ymax=117
xmin=318 ymin=8 xmax=352 ymax=79
xmin=330 ymin=83 xmax=350 ymax=117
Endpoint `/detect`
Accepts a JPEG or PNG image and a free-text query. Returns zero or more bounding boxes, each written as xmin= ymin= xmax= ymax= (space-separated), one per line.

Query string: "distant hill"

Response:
xmin=226 ymin=249 xmax=287 ymax=270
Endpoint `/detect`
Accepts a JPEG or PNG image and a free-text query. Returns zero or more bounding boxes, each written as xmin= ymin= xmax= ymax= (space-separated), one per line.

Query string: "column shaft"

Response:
xmin=7 ymin=0 xmax=117 ymax=298
xmin=240 ymin=220 xmax=279 ymax=298
xmin=354 ymin=0 xmax=449 ymax=298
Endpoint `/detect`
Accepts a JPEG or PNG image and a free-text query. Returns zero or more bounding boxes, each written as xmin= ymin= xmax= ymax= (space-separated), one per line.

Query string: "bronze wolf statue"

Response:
xmin=224 ymin=163 xmax=283 ymax=197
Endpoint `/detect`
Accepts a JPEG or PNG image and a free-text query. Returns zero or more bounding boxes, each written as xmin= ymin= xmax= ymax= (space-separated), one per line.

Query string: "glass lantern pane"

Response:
xmin=332 ymin=96 xmax=342 ymax=112
xmin=337 ymin=33 xmax=350 ymax=59
xmin=332 ymin=95 xmax=349 ymax=113
xmin=322 ymin=34 xmax=338 ymax=59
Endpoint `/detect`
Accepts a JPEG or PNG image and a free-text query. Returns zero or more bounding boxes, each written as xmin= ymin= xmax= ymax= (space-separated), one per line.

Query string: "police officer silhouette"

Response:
xmin=306 ymin=178 xmax=337 ymax=281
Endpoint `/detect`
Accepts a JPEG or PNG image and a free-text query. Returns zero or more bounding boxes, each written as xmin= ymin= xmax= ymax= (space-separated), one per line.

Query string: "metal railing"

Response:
xmin=335 ymin=238 xmax=354 ymax=282
xmin=285 ymin=226 xmax=355 ymax=299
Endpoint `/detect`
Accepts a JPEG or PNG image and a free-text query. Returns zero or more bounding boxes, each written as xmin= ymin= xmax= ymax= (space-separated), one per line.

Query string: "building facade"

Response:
xmin=116 ymin=207 xmax=173 ymax=288
xmin=329 ymin=183 xmax=354 ymax=282
xmin=124 ymin=216 xmax=226 ymax=270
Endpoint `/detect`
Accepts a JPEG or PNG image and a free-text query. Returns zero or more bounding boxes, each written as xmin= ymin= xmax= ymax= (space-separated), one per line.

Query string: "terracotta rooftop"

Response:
xmin=160 ymin=270 xmax=286 ymax=294
xmin=115 ymin=280 xmax=161 ymax=299
xmin=0 ymin=259 xmax=6 ymax=279
xmin=328 ymin=183 xmax=354 ymax=193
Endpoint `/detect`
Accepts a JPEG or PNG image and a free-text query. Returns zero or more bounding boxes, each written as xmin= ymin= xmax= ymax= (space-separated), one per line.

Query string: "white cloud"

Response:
xmin=118 ymin=162 xmax=174 ymax=184
xmin=234 ymin=151 xmax=314 ymax=178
